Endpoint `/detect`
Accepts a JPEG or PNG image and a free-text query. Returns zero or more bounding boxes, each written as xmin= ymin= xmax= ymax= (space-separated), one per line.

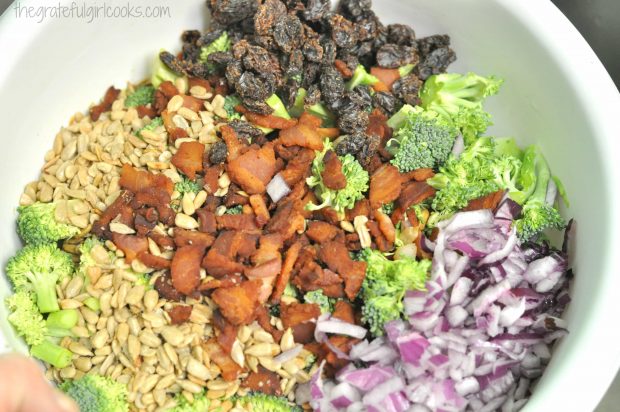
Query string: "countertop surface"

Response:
xmin=0 ymin=0 xmax=618 ymax=410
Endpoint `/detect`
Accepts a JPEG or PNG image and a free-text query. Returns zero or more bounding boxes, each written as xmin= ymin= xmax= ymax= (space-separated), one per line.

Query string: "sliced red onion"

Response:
xmin=478 ymin=227 xmax=517 ymax=266
xmin=362 ymin=376 xmax=405 ymax=407
xmin=329 ymin=382 xmax=360 ymax=408
xmin=273 ymin=344 xmax=302 ymax=364
xmin=266 ymin=173 xmax=291 ymax=203
xmin=315 ymin=317 xmax=367 ymax=339
xmin=337 ymin=364 xmax=396 ymax=391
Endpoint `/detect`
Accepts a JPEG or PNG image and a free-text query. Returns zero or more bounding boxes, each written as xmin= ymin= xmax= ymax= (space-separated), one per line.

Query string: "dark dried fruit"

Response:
xmin=356 ymin=133 xmax=380 ymax=168
xmin=416 ymin=47 xmax=456 ymax=80
xmin=320 ymin=66 xmax=346 ymax=111
xmin=273 ymin=14 xmax=304 ymax=53
xmin=393 ymin=74 xmax=423 ymax=105
xmin=302 ymin=38 xmax=324 ymax=62
xmin=283 ymin=50 xmax=304 ymax=81
xmin=305 ymin=84 xmax=322 ymax=106
xmin=335 ymin=133 xmax=366 ymax=156
xmin=254 ymin=0 xmax=288 ymax=36
xmin=328 ymin=14 xmax=359 ymax=49
xmin=372 ymin=91 xmax=399 ymax=115
xmin=225 ymin=59 xmax=244 ymax=85
xmin=320 ymin=37 xmax=338 ymax=65
xmin=242 ymin=45 xmax=282 ymax=78
xmin=337 ymin=107 xmax=369 ymax=134
xmin=338 ymin=0 xmax=372 ymax=21
xmin=208 ymin=51 xmax=234 ymax=67
xmin=159 ymin=51 xmax=185 ymax=75
xmin=207 ymin=0 xmax=259 ymax=26
xmin=302 ymin=0 xmax=330 ymax=21
xmin=387 ymin=24 xmax=416 ymax=46
xmin=210 ymin=141 xmax=228 ymax=165
xmin=236 ymin=72 xmax=275 ymax=114
xmin=229 ymin=120 xmax=263 ymax=142
xmin=376 ymin=44 xmax=419 ymax=69
xmin=415 ymin=34 xmax=451 ymax=55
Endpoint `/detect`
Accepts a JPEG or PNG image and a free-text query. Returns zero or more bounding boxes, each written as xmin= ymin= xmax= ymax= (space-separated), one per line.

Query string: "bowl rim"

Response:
xmin=0 ymin=0 xmax=619 ymax=410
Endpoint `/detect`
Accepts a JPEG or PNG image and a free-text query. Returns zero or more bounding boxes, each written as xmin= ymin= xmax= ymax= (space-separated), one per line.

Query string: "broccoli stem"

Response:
xmin=289 ymin=88 xmax=307 ymax=118
xmin=83 ymin=297 xmax=100 ymax=312
xmin=26 ymin=272 xmax=60 ymax=313
xmin=398 ymin=64 xmax=415 ymax=77
xmin=266 ymin=94 xmax=291 ymax=120
xmin=346 ymin=65 xmax=379 ymax=91
xmin=46 ymin=309 xmax=79 ymax=330
xmin=31 ymin=341 xmax=73 ymax=369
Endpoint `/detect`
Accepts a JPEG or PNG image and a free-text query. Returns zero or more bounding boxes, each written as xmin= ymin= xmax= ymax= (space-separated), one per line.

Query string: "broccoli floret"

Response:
xmin=225 ymin=205 xmax=243 ymax=215
xmin=61 ymin=374 xmax=129 ymax=412
xmin=17 ymin=202 xmax=80 ymax=245
xmin=420 ymin=72 xmax=503 ymax=144
xmin=513 ymin=146 xmax=566 ymax=241
xmin=199 ymin=31 xmax=232 ymax=71
xmin=303 ymin=353 xmax=317 ymax=372
xmin=303 ymin=289 xmax=335 ymax=314
xmin=306 ymin=139 xmax=369 ymax=218
xmin=381 ymin=202 xmax=395 ymax=216
xmin=426 ymin=137 xmax=521 ymax=226
xmin=6 ymin=244 xmax=74 ymax=313
xmin=169 ymin=392 xmax=212 ymax=412
xmin=125 ymin=84 xmax=155 ymax=107
xmin=135 ymin=116 xmax=163 ymax=138
xmin=386 ymin=105 xmax=457 ymax=172
xmin=359 ymin=249 xmax=431 ymax=336
xmin=223 ymin=94 xmax=243 ymax=120
xmin=175 ymin=177 xmax=202 ymax=197
xmin=233 ymin=392 xmax=302 ymax=412
xmin=346 ymin=65 xmax=379 ymax=91
xmin=5 ymin=292 xmax=73 ymax=368
xmin=151 ymin=51 xmax=180 ymax=88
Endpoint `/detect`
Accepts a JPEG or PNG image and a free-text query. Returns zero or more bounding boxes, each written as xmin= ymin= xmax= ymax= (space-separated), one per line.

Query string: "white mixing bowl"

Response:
xmin=1 ymin=0 xmax=619 ymax=410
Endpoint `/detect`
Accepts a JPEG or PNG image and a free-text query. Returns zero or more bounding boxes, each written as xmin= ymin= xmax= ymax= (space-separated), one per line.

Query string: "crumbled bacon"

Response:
xmin=111 ymin=233 xmax=148 ymax=263
xmin=211 ymin=280 xmax=262 ymax=325
xmin=90 ymin=86 xmax=120 ymax=121
xmin=398 ymin=181 xmax=436 ymax=211
xmin=167 ymin=305 xmax=193 ymax=325
xmin=318 ymin=241 xmax=367 ymax=300
xmin=227 ymin=144 xmax=277 ymax=194
xmin=271 ymin=240 xmax=302 ymax=303
xmin=202 ymin=231 xmax=247 ymax=277
xmin=279 ymin=123 xmax=324 ymax=151
xmin=306 ymin=221 xmax=341 ymax=244
xmin=369 ymin=164 xmax=403 ymax=209
xmin=203 ymin=339 xmax=243 ymax=381
xmin=137 ymin=251 xmax=171 ymax=269
xmin=171 ymin=141 xmax=205 ymax=180
xmin=280 ymin=302 xmax=321 ymax=344
xmin=171 ymin=245 xmax=205 ymax=295
xmin=322 ymin=150 xmax=347 ymax=190
xmin=119 ymin=164 xmax=174 ymax=196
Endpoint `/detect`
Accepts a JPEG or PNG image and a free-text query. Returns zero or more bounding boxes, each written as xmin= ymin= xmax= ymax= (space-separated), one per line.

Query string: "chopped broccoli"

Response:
xmin=151 ymin=51 xmax=180 ymax=88
xmin=283 ymin=283 xmax=299 ymax=299
xmin=289 ymin=87 xmax=307 ymax=118
xmin=169 ymin=392 xmax=212 ymax=412
xmin=266 ymin=94 xmax=292 ymax=120
xmin=17 ymin=202 xmax=80 ymax=245
xmin=199 ymin=31 xmax=232 ymax=71
xmin=513 ymin=146 xmax=566 ymax=241
xmin=304 ymin=289 xmax=335 ymax=314
xmin=359 ymin=249 xmax=431 ymax=336
xmin=233 ymin=392 xmax=302 ymax=412
xmin=225 ymin=205 xmax=243 ymax=215
xmin=398 ymin=63 xmax=416 ymax=77
xmin=6 ymin=244 xmax=74 ymax=313
xmin=420 ymin=72 xmax=503 ymax=144
xmin=135 ymin=116 xmax=163 ymax=137
xmin=175 ymin=177 xmax=202 ymax=197
xmin=346 ymin=65 xmax=379 ymax=91
xmin=306 ymin=139 xmax=369 ymax=218
xmin=46 ymin=309 xmax=79 ymax=337
xmin=426 ymin=137 xmax=521 ymax=226
xmin=125 ymin=84 xmax=155 ymax=107
xmin=303 ymin=353 xmax=317 ymax=371
xmin=494 ymin=137 xmax=523 ymax=159
xmin=381 ymin=202 xmax=395 ymax=216
xmin=61 ymin=374 xmax=129 ymax=412
xmin=308 ymin=102 xmax=337 ymax=127
xmin=5 ymin=292 xmax=73 ymax=368
xmin=386 ymin=105 xmax=458 ymax=172
xmin=83 ymin=297 xmax=101 ymax=312
xmin=223 ymin=94 xmax=243 ymax=120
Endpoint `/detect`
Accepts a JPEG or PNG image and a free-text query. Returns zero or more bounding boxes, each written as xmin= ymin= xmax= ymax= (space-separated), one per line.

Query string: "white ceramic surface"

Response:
xmin=0 ymin=0 xmax=619 ymax=410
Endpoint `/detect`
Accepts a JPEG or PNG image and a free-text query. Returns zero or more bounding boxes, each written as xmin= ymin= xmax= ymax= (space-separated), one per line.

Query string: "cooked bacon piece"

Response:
xmin=266 ymin=199 xmax=305 ymax=241
xmin=153 ymin=90 xmax=168 ymax=115
xmin=369 ymin=164 xmax=403 ymax=209
xmin=224 ymin=188 xmax=249 ymax=208
xmin=246 ymin=234 xmax=283 ymax=303
xmin=136 ymin=105 xmax=157 ymax=119
xmin=321 ymin=150 xmax=347 ymax=190
xmin=334 ymin=59 xmax=353 ymax=78
xmin=133 ymin=187 xmax=175 ymax=225
xmin=119 ymin=163 xmax=174 ymax=195
xmin=171 ymin=141 xmax=205 ymax=180
xmin=271 ymin=241 xmax=302 ymax=303
xmin=203 ymin=165 xmax=222 ymax=195
xmin=299 ymin=112 xmax=324 ymax=129
xmin=254 ymin=305 xmax=284 ymax=342
xmin=345 ymin=199 xmax=371 ymax=221
xmin=203 ymin=339 xmax=243 ymax=381
xmin=249 ymin=194 xmax=270 ymax=226
xmin=212 ymin=310 xmax=239 ymax=354
xmin=111 ymin=233 xmax=148 ymax=263
xmin=243 ymin=111 xmax=298 ymax=130
xmin=322 ymin=283 xmax=346 ymax=298
xmin=367 ymin=220 xmax=393 ymax=252
xmin=227 ymin=144 xmax=276 ymax=194
xmin=464 ymin=189 xmax=505 ymax=212
xmin=279 ymin=124 xmax=324 ymax=151
xmin=154 ymin=272 xmax=183 ymax=302
xmin=171 ymin=245 xmax=205 ymax=295
xmin=181 ymin=95 xmax=204 ymax=113
xmin=236 ymin=232 xmax=260 ymax=259
xmin=279 ymin=149 xmax=315 ymax=187
xmin=216 ymin=213 xmax=260 ymax=231
xmin=167 ymin=305 xmax=193 ymax=325
xmin=251 ymin=234 xmax=283 ymax=266
xmin=325 ymin=335 xmax=356 ymax=369
xmin=243 ymin=367 xmax=282 ymax=396
xmin=332 ymin=300 xmax=356 ymax=324
xmin=196 ymin=208 xmax=217 ymax=234
xmin=367 ymin=109 xmax=390 ymax=140
xmin=306 ymin=221 xmax=341 ymax=244
xmin=318 ymin=241 xmax=367 ymax=300
xmin=370 ymin=67 xmax=401 ymax=91
xmin=317 ymin=128 xmax=340 ymax=139
xmin=404 ymin=168 xmax=436 ymax=182
xmin=158 ymin=81 xmax=179 ymax=98
xmin=220 ymin=125 xmax=246 ymax=162
xmin=374 ymin=209 xmax=396 ymax=243
xmin=149 ymin=232 xmax=175 ymax=250
xmin=90 ymin=86 xmax=120 ymax=121
xmin=188 ymin=77 xmax=213 ymax=92
xmin=202 ymin=231 xmax=247 ymax=277
xmin=173 ymin=228 xmax=215 ymax=249
xmin=398 ymin=181 xmax=436 ymax=211
xmin=134 ymin=214 xmax=156 ymax=236
xmin=199 ymin=274 xmax=243 ymax=291
xmin=345 ymin=233 xmax=362 ymax=251
xmin=212 ymin=280 xmax=262 ymax=325
xmin=92 ymin=191 xmax=134 ymax=237
xmin=280 ymin=303 xmax=321 ymax=344
xmin=137 ymin=251 xmax=171 ymax=269
xmin=275 ymin=142 xmax=301 ymax=161
xmin=293 ymin=262 xmax=343 ymax=293
xmin=169 ymin=127 xmax=190 ymax=142
xmin=161 ymin=110 xmax=189 ymax=142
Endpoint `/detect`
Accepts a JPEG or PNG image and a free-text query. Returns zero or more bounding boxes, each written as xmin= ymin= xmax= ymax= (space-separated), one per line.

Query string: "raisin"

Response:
xmin=320 ymin=37 xmax=338 ymax=65
xmin=338 ymin=0 xmax=372 ymax=21
xmin=320 ymin=66 xmax=346 ymax=111
xmin=328 ymin=14 xmax=359 ymax=49
xmin=210 ymin=141 xmax=228 ymax=164
xmin=159 ymin=51 xmax=185 ymax=75
xmin=236 ymin=72 xmax=275 ymax=114
xmin=335 ymin=133 xmax=366 ymax=156
xmin=283 ymin=50 xmax=305 ymax=81
xmin=208 ymin=51 xmax=234 ymax=67
xmin=229 ymin=120 xmax=264 ymax=142
xmin=242 ymin=45 xmax=281 ymax=76
xmin=273 ymin=14 xmax=304 ymax=53
xmin=416 ymin=47 xmax=456 ymax=80
xmin=207 ymin=0 xmax=258 ymax=26
xmin=254 ymin=0 xmax=287 ymax=36
xmin=356 ymin=133 xmax=380 ymax=169
xmin=303 ymin=38 xmax=324 ymax=62
xmin=376 ymin=44 xmax=419 ymax=69
xmin=348 ymin=86 xmax=373 ymax=110
xmin=305 ymin=84 xmax=322 ymax=106
xmin=302 ymin=62 xmax=321 ymax=90
xmin=393 ymin=74 xmax=423 ymax=105
xmin=372 ymin=91 xmax=399 ymax=115
xmin=415 ymin=34 xmax=451 ymax=55
xmin=387 ymin=24 xmax=416 ymax=46
xmin=225 ymin=60 xmax=244 ymax=85
xmin=337 ymin=107 xmax=369 ymax=134
xmin=302 ymin=0 xmax=330 ymax=21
